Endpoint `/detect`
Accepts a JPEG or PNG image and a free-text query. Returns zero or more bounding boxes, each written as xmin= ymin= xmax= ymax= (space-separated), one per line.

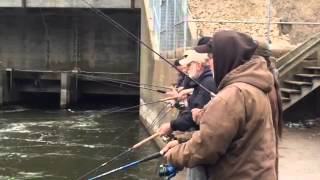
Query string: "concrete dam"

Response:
xmin=0 ymin=5 xmax=141 ymax=107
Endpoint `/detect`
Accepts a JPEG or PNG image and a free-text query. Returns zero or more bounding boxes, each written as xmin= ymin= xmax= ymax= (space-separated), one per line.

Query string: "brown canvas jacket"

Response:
xmin=166 ymin=57 xmax=277 ymax=180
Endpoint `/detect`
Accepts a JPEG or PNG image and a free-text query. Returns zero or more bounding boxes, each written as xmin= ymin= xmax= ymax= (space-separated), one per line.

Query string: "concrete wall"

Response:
xmin=0 ymin=8 xmax=140 ymax=73
xmin=0 ymin=0 xmax=133 ymax=8
xmin=188 ymin=0 xmax=320 ymax=45
xmin=139 ymin=0 xmax=178 ymax=134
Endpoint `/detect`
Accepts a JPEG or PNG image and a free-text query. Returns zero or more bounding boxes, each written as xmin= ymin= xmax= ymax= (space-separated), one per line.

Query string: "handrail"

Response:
xmin=276 ymin=33 xmax=320 ymax=78
xmin=277 ymin=33 xmax=320 ymax=68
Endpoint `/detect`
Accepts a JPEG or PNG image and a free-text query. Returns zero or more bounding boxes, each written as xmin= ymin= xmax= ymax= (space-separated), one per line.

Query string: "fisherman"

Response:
xmin=166 ymin=61 xmax=196 ymax=110
xmin=158 ymin=50 xmax=216 ymax=135
xmin=174 ymin=58 xmax=188 ymax=89
xmin=158 ymin=49 xmax=217 ymax=180
xmin=161 ymin=30 xmax=279 ymax=180
xmin=197 ymin=36 xmax=214 ymax=72
xmin=167 ymin=36 xmax=214 ymax=108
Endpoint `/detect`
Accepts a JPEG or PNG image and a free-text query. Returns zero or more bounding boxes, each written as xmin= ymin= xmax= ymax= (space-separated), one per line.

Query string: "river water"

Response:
xmin=0 ymin=104 xmax=161 ymax=180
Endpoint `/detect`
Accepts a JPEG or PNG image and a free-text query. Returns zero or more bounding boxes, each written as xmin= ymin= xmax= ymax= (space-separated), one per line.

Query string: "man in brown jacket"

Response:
xmin=161 ymin=30 xmax=278 ymax=180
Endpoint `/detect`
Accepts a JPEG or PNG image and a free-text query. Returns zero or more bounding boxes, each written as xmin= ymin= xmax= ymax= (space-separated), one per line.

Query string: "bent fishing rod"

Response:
xmin=79 ymin=0 xmax=216 ymax=98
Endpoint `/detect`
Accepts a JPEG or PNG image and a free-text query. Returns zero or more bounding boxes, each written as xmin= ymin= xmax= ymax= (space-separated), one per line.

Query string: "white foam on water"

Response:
xmin=18 ymin=171 xmax=44 ymax=177
xmin=0 ymin=123 xmax=30 ymax=133
xmin=0 ymin=107 xmax=29 ymax=113
xmin=0 ymin=171 xmax=59 ymax=179
xmin=44 ymin=152 xmax=77 ymax=156
xmin=0 ymin=152 xmax=29 ymax=158
xmin=81 ymin=144 xmax=97 ymax=148
xmin=18 ymin=171 xmax=61 ymax=179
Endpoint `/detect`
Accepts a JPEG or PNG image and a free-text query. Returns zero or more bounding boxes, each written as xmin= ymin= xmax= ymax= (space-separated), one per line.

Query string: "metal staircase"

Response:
xmin=276 ymin=33 xmax=320 ymax=111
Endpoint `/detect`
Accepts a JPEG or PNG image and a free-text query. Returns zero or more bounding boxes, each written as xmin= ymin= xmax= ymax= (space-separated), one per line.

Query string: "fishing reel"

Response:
xmin=159 ymin=164 xmax=179 ymax=180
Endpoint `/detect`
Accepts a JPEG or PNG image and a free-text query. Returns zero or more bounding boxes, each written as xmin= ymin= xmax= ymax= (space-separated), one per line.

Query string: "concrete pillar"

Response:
xmin=60 ymin=72 xmax=71 ymax=109
xmin=60 ymin=72 xmax=79 ymax=108
xmin=3 ymin=68 xmax=19 ymax=104
xmin=70 ymin=71 xmax=79 ymax=104
xmin=0 ymin=70 xmax=4 ymax=105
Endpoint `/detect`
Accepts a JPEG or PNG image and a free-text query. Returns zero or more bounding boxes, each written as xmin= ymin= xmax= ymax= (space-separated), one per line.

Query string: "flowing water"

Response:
xmin=0 ymin=104 xmax=161 ymax=180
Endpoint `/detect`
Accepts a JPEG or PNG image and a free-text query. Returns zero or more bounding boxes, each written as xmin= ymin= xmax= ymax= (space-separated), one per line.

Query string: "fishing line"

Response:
xmin=78 ymin=0 xmax=216 ymax=97
xmin=78 ymin=74 xmax=167 ymax=94
xmin=77 ymin=105 xmax=172 ymax=180
xmin=72 ymin=1 xmax=205 ymax=179
xmin=79 ymin=73 xmax=171 ymax=90
xmin=101 ymin=98 xmax=174 ymax=116
xmin=78 ymin=74 xmax=168 ymax=91
xmin=150 ymin=106 xmax=174 ymax=128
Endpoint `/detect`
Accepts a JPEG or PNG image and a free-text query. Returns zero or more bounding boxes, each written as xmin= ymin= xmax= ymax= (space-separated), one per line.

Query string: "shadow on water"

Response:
xmin=0 ymin=94 xmax=162 ymax=180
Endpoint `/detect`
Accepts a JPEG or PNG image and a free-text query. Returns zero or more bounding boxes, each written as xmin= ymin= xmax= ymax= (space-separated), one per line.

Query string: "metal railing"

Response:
xmin=277 ymin=32 xmax=320 ymax=77
xmin=149 ymin=0 xmax=320 ymax=54
xmin=149 ymin=0 xmax=191 ymax=52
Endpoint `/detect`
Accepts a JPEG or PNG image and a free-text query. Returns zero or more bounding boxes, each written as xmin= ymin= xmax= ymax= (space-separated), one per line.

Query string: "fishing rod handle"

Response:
xmin=132 ymin=133 xmax=160 ymax=149
xmin=160 ymin=96 xmax=178 ymax=102
xmin=139 ymin=152 xmax=162 ymax=163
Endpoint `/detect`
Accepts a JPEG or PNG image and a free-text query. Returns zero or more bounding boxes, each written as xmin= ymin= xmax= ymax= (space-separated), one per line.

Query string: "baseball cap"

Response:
xmin=194 ymin=37 xmax=214 ymax=53
xmin=179 ymin=50 xmax=208 ymax=66
xmin=197 ymin=36 xmax=212 ymax=46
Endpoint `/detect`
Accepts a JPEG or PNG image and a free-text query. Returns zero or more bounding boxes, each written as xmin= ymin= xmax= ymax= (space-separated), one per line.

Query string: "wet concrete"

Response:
xmin=279 ymin=125 xmax=320 ymax=180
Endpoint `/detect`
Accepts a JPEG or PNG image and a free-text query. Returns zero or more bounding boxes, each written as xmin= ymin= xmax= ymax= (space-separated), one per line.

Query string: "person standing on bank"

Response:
xmin=159 ymin=49 xmax=217 ymax=180
xmin=158 ymin=50 xmax=217 ymax=135
xmin=161 ymin=30 xmax=278 ymax=180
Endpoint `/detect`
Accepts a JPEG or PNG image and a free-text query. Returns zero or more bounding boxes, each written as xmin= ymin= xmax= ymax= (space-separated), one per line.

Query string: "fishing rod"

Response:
xmin=78 ymin=74 xmax=167 ymax=94
xmin=88 ymin=152 xmax=162 ymax=180
xmin=78 ymin=133 xmax=161 ymax=180
xmin=77 ymin=105 xmax=174 ymax=180
xmin=78 ymin=73 xmax=171 ymax=90
xmin=101 ymin=96 xmax=177 ymax=116
xmin=79 ymin=0 xmax=216 ymax=98
xmin=73 ymin=3 xmax=205 ymax=179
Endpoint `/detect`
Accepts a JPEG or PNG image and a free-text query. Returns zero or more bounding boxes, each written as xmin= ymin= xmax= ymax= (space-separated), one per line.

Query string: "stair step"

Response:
xmin=283 ymin=80 xmax=313 ymax=86
xmin=295 ymin=73 xmax=320 ymax=79
xmin=304 ymin=66 xmax=320 ymax=70
xmin=281 ymin=97 xmax=291 ymax=103
xmin=280 ymin=88 xmax=301 ymax=94
xmin=304 ymin=66 xmax=320 ymax=73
